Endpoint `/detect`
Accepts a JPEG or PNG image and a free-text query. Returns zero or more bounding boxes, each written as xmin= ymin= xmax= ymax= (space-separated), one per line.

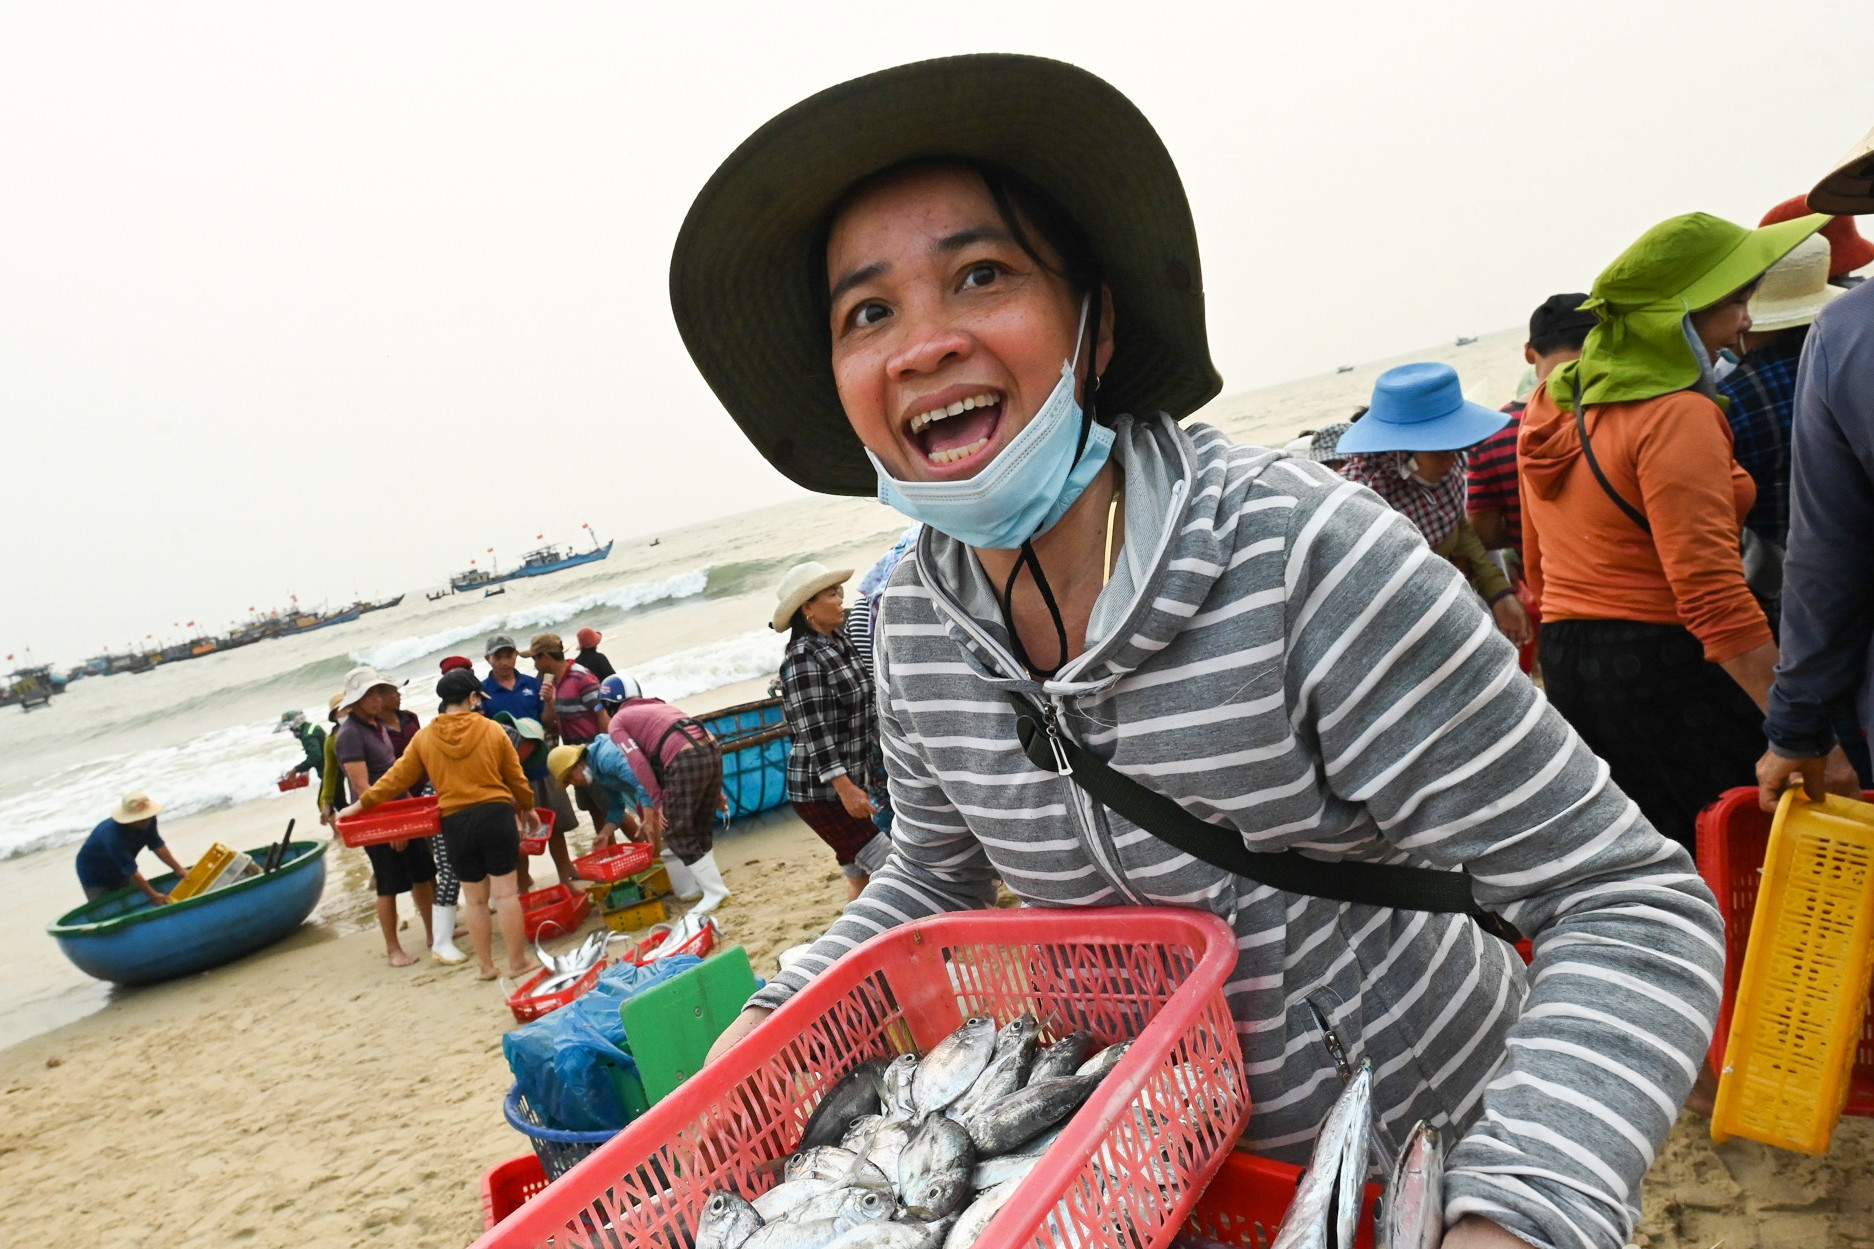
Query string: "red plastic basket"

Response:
xmin=482 ymin=1154 xmax=550 ymax=1229
xmin=335 ymin=795 xmax=441 ymax=847
xmin=1698 ymin=785 xmax=1874 ymax=1117
xmin=472 ymin=907 xmax=1249 ymax=1249
xmin=1184 ymin=1151 xmax=1378 ymax=1247
xmin=519 ymin=884 xmax=592 ymax=942
xmin=627 ymin=916 xmax=720 ymax=966
xmin=518 ymin=808 xmax=556 ymax=857
xmin=506 ymin=958 xmax=607 ymax=1024
xmin=277 ymin=772 xmax=310 ymax=792
xmin=571 ymin=842 xmax=654 ymax=883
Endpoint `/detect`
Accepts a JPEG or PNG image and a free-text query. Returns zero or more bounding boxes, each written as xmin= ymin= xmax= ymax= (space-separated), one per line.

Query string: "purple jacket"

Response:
xmin=606 ymin=698 xmax=712 ymax=803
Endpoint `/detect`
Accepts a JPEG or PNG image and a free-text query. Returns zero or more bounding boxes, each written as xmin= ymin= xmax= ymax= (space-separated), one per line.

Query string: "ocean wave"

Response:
xmin=635 ymin=629 xmax=787 ymax=703
xmin=0 ymin=719 xmax=305 ymax=862
xmin=351 ymin=568 xmax=710 ymax=671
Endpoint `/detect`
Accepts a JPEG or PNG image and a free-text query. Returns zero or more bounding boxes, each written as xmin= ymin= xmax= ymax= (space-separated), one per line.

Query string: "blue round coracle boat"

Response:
xmin=47 ymin=840 xmax=329 ymax=986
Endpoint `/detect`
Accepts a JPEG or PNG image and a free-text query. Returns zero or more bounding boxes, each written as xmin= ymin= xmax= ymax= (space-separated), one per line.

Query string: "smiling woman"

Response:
xmin=671 ymin=55 xmax=1726 ymax=1249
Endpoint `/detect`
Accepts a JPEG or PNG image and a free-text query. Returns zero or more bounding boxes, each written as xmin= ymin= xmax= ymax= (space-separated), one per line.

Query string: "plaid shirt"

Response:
xmin=1466 ymin=403 xmax=1524 ymax=556
xmin=779 ymin=628 xmax=876 ymax=803
xmin=1717 ymin=329 xmax=1807 ymax=548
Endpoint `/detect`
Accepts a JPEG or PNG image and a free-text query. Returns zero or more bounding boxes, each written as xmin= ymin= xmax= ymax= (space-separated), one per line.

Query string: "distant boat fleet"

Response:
xmin=12 ymin=528 xmax=616 ymax=708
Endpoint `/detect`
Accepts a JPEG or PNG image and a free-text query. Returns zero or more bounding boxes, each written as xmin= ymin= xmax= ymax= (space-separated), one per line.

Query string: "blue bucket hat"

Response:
xmin=1334 ymin=363 xmax=1508 ymax=454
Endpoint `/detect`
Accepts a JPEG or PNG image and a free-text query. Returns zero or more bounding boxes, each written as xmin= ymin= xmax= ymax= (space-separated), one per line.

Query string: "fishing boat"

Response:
xmin=8 ymin=665 xmax=60 ymax=712
xmin=356 ymin=593 xmax=406 ymax=615
xmin=47 ymin=840 xmax=329 ymax=986
xmin=278 ymin=606 xmax=363 ymax=636
xmin=701 ymin=697 xmax=791 ymax=819
xmin=504 ymin=538 xmax=614 ymax=582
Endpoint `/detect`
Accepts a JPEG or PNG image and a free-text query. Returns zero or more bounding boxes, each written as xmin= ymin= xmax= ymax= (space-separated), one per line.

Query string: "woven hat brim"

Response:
xmin=670 ymin=54 xmax=1221 ymax=497
xmin=1812 ymin=123 xmax=1874 ymax=215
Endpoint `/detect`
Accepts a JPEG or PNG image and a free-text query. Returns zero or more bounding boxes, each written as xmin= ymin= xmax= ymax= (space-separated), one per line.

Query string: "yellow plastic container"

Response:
xmin=601 ymin=897 xmax=667 ymax=934
xmin=631 ymin=863 xmax=671 ymax=899
xmin=1712 ymin=789 xmax=1874 ymax=1154
xmin=169 ymin=843 xmax=237 ymax=902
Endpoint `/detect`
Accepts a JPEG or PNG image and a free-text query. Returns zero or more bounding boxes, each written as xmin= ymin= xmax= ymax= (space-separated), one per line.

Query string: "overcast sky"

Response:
xmin=4 ymin=2 xmax=1871 ymax=663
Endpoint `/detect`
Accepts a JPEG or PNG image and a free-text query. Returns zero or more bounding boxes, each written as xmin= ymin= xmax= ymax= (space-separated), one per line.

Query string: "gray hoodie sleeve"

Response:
xmin=1281 ymin=469 xmax=1725 ymax=1249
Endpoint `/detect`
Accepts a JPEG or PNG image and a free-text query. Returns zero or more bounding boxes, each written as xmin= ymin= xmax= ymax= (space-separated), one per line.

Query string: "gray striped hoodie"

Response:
xmin=752 ymin=414 xmax=1724 ymax=1249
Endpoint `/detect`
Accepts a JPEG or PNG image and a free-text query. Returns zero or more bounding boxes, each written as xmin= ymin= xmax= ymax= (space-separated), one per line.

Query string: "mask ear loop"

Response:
xmin=1003 ymin=290 xmax=1101 ymax=681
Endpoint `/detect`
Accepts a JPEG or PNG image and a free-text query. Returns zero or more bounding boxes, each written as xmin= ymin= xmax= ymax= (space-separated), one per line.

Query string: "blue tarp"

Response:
xmin=502 ymin=956 xmax=703 ymax=1132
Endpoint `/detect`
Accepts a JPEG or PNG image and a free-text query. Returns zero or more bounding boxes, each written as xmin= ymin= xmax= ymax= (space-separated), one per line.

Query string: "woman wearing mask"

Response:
xmin=1518 ymin=212 xmax=1860 ymax=854
xmin=773 ymin=563 xmax=892 ymax=901
xmin=1334 ymin=364 xmax=1531 ymax=647
xmin=676 ymin=56 xmax=1723 ymax=1249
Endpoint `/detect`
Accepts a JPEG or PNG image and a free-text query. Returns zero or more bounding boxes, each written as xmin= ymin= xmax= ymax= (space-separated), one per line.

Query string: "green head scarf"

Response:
xmin=1550 ymin=211 xmax=1828 ymax=412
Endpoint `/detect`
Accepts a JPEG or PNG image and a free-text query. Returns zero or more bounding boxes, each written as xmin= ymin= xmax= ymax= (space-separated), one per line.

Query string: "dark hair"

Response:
xmin=813 ymin=158 xmax=1102 ymax=326
xmin=1529 ymin=293 xmax=1597 ymax=356
xmin=787 ymin=606 xmax=813 ymax=647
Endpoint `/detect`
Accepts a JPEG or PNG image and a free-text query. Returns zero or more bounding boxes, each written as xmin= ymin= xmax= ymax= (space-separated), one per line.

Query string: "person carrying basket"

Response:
xmin=340 ymin=669 xmax=543 ymax=980
xmin=674 ymin=55 xmax=1726 ymax=1249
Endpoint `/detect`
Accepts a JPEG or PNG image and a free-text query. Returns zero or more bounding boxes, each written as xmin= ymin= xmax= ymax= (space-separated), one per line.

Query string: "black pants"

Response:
xmin=1540 ymin=619 xmax=1764 ymax=853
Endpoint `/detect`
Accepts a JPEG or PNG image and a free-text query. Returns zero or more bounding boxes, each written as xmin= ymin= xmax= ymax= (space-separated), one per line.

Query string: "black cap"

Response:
xmin=1529 ymin=294 xmax=1597 ymax=355
xmin=436 ymin=669 xmax=483 ymax=706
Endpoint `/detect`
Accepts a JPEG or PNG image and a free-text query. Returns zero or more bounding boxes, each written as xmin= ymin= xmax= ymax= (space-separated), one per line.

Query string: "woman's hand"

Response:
xmin=1490 ymin=594 xmax=1533 ymax=648
xmin=337 ymin=802 xmax=362 ymax=822
xmin=706 ymin=1006 xmax=773 ymax=1064
xmin=1441 ymin=1216 xmax=1534 ymax=1249
xmin=833 ymin=775 xmax=876 ymax=821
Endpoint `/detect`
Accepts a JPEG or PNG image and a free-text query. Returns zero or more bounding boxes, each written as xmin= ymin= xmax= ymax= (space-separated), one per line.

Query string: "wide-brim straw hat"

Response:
xmin=670 ymin=54 xmax=1221 ymax=497
xmin=1748 ymin=234 xmax=1845 ymax=333
xmin=772 ymin=562 xmax=853 ymax=632
xmin=113 ymin=791 xmax=164 ymax=823
xmin=1811 ymin=122 xmax=1874 ymax=215
xmin=337 ymin=665 xmax=400 ymax=711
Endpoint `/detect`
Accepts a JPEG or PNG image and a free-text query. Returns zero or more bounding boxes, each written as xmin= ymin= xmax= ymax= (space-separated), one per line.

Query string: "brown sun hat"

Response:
xmin=1811 ymin=122 xmax=1874 ymax=214
xmin=669 ymin=53 xmax=1221 ymax=497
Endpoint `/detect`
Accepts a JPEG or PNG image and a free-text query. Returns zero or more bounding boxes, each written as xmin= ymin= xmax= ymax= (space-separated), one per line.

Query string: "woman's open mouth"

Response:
xmin=907 ymin=390 xmax=1004 ymax=467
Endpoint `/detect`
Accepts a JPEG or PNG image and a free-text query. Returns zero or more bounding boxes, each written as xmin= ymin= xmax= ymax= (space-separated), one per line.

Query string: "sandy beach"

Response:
xmin=5 ymin=337 xmax=1869 ymax=1248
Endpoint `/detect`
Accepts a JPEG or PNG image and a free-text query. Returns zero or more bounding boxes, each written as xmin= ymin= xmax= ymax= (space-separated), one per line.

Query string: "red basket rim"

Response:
xmin=474 ymin=906 xmax=1242 ymax=1248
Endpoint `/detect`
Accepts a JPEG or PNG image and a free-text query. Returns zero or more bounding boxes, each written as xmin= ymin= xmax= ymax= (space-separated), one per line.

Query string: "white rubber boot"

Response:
xmin=430 ymin=903 xmax=468 ymax=965
xmin=660 ymin=848 xmax=703 ymax=902
xmin=685 ymin=851 xmax=732 ymax=914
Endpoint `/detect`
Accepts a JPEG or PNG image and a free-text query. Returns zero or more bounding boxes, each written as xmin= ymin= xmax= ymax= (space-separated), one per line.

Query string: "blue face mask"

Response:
xmin=868 ymin=300 xmax=1112 ymax=550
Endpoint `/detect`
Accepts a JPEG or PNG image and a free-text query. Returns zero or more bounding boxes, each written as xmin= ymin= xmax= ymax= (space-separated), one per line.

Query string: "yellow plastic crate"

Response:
xmin=601 ymin=897 xmax=666 ymax=934
xmin=169 ymin=843 xmax=238 ymax=902
xmin=1712 ymin=789 xmax=1874 ymax=1154
xmin=632 ymin=863 xmax=672 ymax=899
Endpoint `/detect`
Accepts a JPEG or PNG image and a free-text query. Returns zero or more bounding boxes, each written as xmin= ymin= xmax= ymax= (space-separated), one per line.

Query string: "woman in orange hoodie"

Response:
xmin=342 ymin=670 xmax=543 ymax=979
xmin=1519 ymin=211 xmax=1844 ymax=852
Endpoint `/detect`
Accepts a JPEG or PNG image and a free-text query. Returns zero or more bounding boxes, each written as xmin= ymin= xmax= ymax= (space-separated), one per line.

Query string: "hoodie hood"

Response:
xmin=425 ymin=710 xmax=500 ymax=762
xmin=1515 ymin=381 xmax=1586 ymax=502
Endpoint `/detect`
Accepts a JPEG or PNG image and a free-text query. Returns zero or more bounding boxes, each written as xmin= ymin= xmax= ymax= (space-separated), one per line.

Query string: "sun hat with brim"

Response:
xmin=547 ymin=744 xmax=587 ymax=786
xmin=1335 ymin=364 xmax=1508 ymax=455
xmin=670 ymin=54 xmax=1221 ymax=497
xmin=337 ymin=665 xmax=401 ymax=711
xmin=1746 ymin=234 xmax=1844 ymax=333
xmin=112 ymin=791 xmax=164 ymax=823
xmin=1762 ymin=194 xmax=1874 ymax=277
xmin=772 ymin=562 xmax=853 ymax=632
xmin=1549 ymin=211 xmax=1828 ymax=413
xmin=1811 ymin=122 xmax=1874 ymax=215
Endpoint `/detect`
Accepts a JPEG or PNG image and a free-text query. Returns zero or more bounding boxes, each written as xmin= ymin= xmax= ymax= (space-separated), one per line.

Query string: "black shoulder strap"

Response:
xmin=1573 ymin=401 xmax=1652 ymax=534
xmin=1004 ymin=692 xmax=1521 ymax=944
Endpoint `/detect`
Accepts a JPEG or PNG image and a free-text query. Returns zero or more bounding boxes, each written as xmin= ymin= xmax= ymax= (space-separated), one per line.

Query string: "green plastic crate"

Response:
xmin=617 ymin=948 xmax=759 ymax=1106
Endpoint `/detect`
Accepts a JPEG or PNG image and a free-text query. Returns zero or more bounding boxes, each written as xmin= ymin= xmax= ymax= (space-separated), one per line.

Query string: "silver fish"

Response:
xmin=961 ymin=1072 xmax=1098 ymax=1157
xmin=825 ymin=1220 xmax=948 ymax=1249
xmin=743 ymin=1217 xmax=845 ymax=1249
xmin=785 ymin=1186 xmax=897 ymax=1229
xmin=897 ymin=1114 xmax=977 ymax=1220
xmin=912 ymin=1018 xmax=997 ymax=1114
xmin=784 ymin=1146 xmax=890 ymax=1190
xmin=1378 ymin=1120 xmax=1443 ymax=1249
xmin=801 ymin=1061 xmax=887 ymax=1151
xmin=881 ymin=1053 xmax=921 ymax=1119
xmin=1269 ymin=1061 xmax=1372 ymax=1249
xmin=1336 ymin=1062 xmax=1373 ymax=1249
xmin=753 ymin=1178 xmax=842 ymax=1223
xmin=968 ymin=1150 xmax=1040 ymax=1192
xmin=697 ymin=1191 xmax=765 ymax=1249
xmin=851 ymin=1115 xmax=914 ymax=1177
xmin=943 ymin=1179 xmax=1017 ymax=1249
xmin=1026 ymin=1029 xmax=1095 ymax=1083
xmin=953 ymin=1014 xmax=1040 ymax=1119
xmin=1073 ymin=1039 xmax=1132 ymax=1080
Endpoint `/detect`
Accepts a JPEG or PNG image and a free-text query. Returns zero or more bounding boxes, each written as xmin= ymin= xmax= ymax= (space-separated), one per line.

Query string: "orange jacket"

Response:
xmin=357 ymin=712 xmax=534 ymax=817
xmin=1520 ymin=382 xmax=1771 ymax=663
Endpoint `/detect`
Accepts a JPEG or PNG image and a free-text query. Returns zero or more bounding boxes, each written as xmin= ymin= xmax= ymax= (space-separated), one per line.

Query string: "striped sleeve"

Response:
xmin=748 ymin=592 xmax=1001 ymax=1012
xmin=1284 ymin=473 xmax=1724 ymax=1249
